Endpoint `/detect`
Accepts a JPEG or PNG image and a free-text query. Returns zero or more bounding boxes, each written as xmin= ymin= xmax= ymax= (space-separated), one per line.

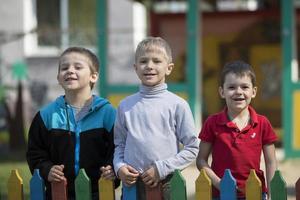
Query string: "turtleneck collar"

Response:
xmin=139 ymin=83 xmax=167 ymax=97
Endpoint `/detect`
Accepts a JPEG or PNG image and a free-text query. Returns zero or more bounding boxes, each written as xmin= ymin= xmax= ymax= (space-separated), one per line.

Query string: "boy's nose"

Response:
xmin=66 ymin=67 xmax=75 ymax=73
xmin=145 ymin=62 xmax=154 ymax=70
xmin=236 ymin=87 xmax=243 ymax=93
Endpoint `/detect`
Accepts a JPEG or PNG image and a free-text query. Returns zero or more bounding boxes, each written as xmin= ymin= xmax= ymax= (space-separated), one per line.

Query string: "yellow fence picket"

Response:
xmin=99 ymin=177 xmax=115 ymax=200
xmin=7 ymin=169 xmax=24 ymax=200
xmin=245 ymin=169 xmax=262 ymax=200
xmin=195 ymin=169 xmax=212 ymax=200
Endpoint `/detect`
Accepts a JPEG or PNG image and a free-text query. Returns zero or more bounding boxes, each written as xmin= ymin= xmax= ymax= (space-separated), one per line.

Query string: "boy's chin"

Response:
xmin=62 ymin=86 xmax=87 ymax=92
xmin=141 ymin=81 xmax=165 ymax=87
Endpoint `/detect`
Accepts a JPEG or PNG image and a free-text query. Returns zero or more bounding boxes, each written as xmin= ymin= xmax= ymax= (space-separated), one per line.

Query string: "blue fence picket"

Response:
xmin=122 ymin=184 xmax=137 ymax=200
xmin=220 ymin=169 xmax=237 ymax=200
xmin=30 ymin=169 xmax=45 ymax=200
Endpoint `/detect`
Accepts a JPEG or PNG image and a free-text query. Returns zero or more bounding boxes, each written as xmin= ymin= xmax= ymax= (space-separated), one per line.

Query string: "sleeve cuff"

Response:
xmin=114 ymin=162 xmax=126 ymax=178
xmin=154 ymin=161 xmax=167 ymax=180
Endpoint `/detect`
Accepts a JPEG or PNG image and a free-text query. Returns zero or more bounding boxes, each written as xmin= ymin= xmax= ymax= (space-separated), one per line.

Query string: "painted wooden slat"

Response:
xmin=195 ymin=169 xmax=212 ymax=200
xmin=146 ymin=184 xmax=163 ymax=200
xmin=30 ymin=169 xmax=45 ymax=200
xmin=245 ymin=169 xmax=261 ymax=200
xmin=51 ymin=179 xmax=67 ymax=200
xmin=123 ymin=184 xmax=137 ymax=200
xmin=270 ymin=170 xmax=287 ymax=200
xmin=75 ymin=169 xmax=92 ymax=200
xmin=170 ymin=170 xmax=187 ymax=200
xmin=296 ymin=177 xmax=300 ymax=200
xmin=7 ymin=169 xmax=24 ymax=200
xmin=136 ymin=180 xmax=146 ymax=200
xmin=293 ymin=91 xmax=300 ymax=149
xmin=220 ymin=169 xmax=237 ymax=200
xmin=99 ymin=177 xmax=115 ymax=200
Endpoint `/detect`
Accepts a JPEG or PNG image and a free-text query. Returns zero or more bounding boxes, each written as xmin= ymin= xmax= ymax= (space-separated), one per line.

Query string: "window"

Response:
xmin=36 ymin=0 xmax=97 ymax=48
xmin=36 ymin=0 xmax=60 ymax=47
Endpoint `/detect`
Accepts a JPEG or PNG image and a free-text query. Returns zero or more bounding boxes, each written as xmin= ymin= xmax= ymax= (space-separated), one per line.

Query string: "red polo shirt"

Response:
xmin=199 ymin=106 xmax=277 ymax=198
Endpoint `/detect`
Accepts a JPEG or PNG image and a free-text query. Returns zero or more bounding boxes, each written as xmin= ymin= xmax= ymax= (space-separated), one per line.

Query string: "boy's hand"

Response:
xmin=141 ymin=166 xmax=160 ymax=188
xmin=48 ymin=165 xmax=66 ymax=182
xmin=118 ymin=165 xmax=139 ymax=186
xmin=100 ymin=165 xmax=115 ymax=180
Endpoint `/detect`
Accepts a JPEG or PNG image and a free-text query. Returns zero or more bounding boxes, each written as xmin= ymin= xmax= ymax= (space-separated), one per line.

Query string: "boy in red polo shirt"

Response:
xmin=196 ymin=60 xmax=277 ymax=200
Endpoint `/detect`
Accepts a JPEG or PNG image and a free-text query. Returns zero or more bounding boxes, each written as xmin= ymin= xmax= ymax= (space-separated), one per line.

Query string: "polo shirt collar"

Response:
xmin=216 ymin=106 xmax=258 ymax=127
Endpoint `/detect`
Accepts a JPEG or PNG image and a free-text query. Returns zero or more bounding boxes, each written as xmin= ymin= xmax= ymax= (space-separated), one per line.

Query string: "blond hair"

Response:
xmin=135 ymin=37 xmax=173 ymax=63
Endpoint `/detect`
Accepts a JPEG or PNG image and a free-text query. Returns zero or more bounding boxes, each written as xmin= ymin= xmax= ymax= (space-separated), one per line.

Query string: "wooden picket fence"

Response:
xmin=3 ymin=168 xmax=300 ymax=200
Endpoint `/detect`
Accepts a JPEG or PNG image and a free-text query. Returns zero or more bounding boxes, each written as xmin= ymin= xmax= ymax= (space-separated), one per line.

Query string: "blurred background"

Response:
xmin=0 ymin=0 xmax=300 ymax=199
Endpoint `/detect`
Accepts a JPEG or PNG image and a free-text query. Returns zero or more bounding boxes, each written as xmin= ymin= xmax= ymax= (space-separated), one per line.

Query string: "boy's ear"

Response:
xmin=133 ymin=64 xmax=137 ymax=71
xmin=166 ymin=63 xmax=174 ymax=76
xmin=90 ymin=72 xmax=99 ymax=83
xmin=252 ymin=86 xmax=257 ymax=98
xmin=57 ymin=74 xmax=61 ymax=85
xmin=218 ymin=86 xmax=225 ymax=98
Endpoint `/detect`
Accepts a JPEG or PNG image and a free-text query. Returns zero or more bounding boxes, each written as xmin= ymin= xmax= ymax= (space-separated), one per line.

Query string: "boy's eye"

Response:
xmin=153 ymin=60 xmax=162 ymax=63
xmin=75 ymin=65 xmax=83 ymax=70
xmin=60 ymin=65 xmax=69 ymax=71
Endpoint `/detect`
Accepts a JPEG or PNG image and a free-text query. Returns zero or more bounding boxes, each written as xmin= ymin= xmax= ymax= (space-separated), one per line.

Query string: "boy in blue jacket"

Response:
xmin=27 ymin=47 xmax=118 ymax=200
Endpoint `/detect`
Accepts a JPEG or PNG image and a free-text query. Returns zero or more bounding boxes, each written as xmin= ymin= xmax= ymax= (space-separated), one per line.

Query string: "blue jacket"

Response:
xmin=26 ymin=95 xmax=118 ymax=198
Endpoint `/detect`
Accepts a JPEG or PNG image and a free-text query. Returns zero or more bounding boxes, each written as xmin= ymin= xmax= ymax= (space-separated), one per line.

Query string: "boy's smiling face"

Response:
xmin=57 ymin=52 xmax=98 ymax=92
xmin=134 ymin=46 xmax=174 ymax=86
xmin=219 ymin=72 xmax=257 ymax=114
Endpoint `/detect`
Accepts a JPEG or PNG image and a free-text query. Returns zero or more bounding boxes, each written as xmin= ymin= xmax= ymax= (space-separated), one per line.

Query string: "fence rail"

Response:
xmin=3 ymin=168 xmax=300 ymax=200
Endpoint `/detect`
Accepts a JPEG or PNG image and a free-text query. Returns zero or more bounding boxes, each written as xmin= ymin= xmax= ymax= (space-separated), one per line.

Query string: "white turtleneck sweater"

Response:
xmin=113 ymin=83 xmax=199 ymax=179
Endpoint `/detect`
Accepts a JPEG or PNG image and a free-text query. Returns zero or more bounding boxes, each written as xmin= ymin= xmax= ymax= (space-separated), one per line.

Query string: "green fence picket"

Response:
xmin=75 ymin=169 xmax=92 ymax=200
xmin=270 ymin=170 xmax=287 ymax=200
xmin=170 ymin=170 xmax=187 ymax=200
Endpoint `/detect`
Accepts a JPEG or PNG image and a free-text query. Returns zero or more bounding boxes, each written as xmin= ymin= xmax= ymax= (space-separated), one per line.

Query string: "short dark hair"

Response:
xmin=59 ymin=47 xmax=99 ymax=89
xmin=220 ymin=60 xmax=256 ymax=87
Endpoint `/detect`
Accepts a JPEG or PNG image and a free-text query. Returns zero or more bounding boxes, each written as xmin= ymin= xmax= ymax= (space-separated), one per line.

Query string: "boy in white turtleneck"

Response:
xmin=113 ymin=37 xmax=199 ymax=199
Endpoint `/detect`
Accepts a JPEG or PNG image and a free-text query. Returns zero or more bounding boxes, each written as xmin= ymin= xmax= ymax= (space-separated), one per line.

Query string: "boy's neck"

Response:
xmin=227 ymin=107 xmax=250 ymax=121
xmin=65 ymin=90 xmax=93 ymax=108
xmin=227 ymin=107 xmax=250 ymax=130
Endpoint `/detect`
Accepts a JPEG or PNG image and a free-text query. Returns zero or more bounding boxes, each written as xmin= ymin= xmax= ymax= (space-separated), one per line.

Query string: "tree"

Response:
xmin=1 ymin=61 xmax=28 ymax=151
xmin=4 ymin=81 xmax=26 ymax=151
